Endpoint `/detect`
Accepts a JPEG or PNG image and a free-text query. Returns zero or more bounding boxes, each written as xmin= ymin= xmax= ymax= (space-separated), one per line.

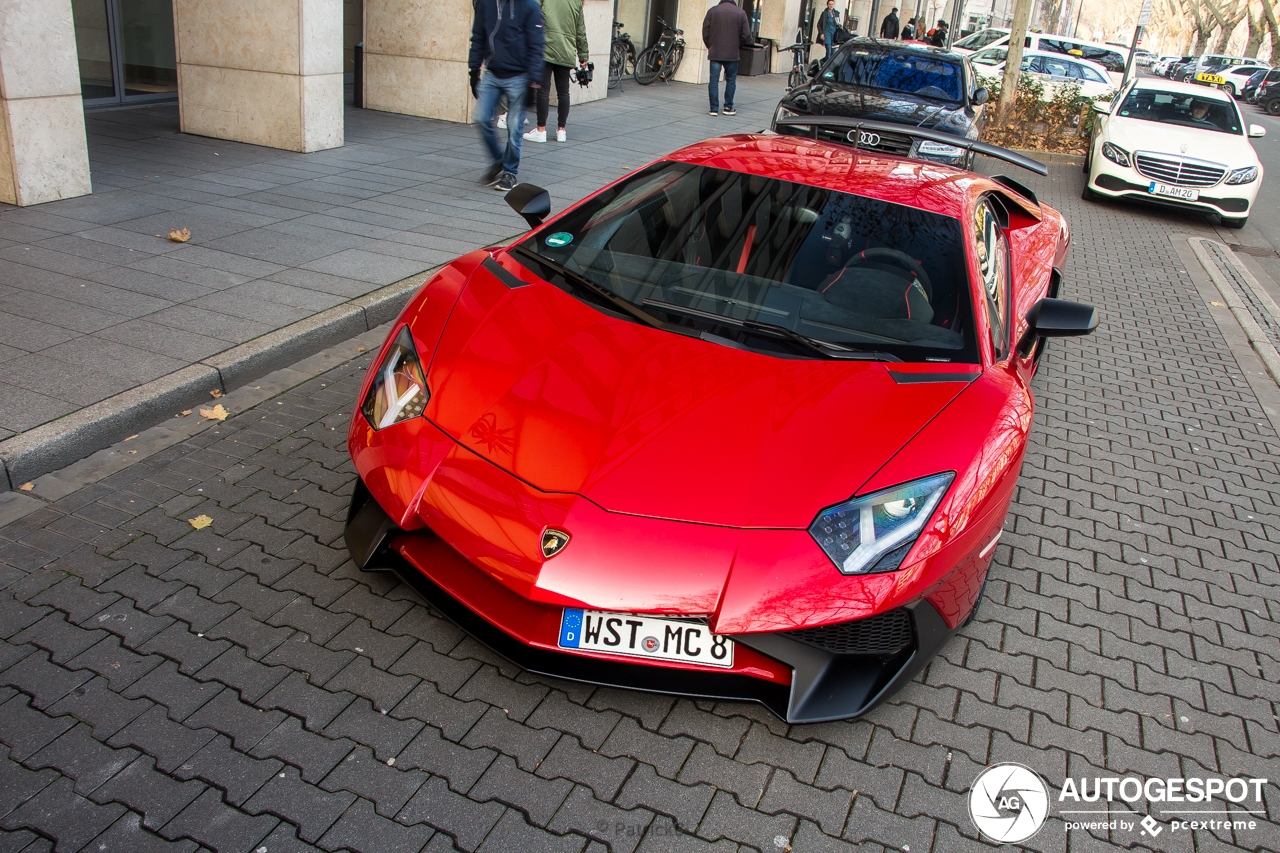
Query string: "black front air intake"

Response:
xmin=784 ymin=609 xmax=914 ymax=655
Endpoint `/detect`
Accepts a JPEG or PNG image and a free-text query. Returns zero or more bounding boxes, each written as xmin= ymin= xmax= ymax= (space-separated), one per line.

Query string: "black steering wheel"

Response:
xmin=843 ymin=248 xmax=932 ymax=300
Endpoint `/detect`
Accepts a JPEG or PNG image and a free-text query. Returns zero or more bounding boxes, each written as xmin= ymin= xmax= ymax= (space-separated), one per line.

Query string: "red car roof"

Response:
xmin=663 ymin=133 xmax=1039 ymax=222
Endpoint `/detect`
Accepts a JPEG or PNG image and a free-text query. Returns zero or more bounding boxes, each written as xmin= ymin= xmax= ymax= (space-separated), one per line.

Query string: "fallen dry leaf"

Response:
xmin=210 ymin=389 xmax=223 ymax=398
xmin=127 ymin=450 xmax=137 ymax=455
xmin=19 ymin=482 xmax=34 ymax=491
xmin=199 ymin=404 xmax=229 ymax=421
xmin=181 ymin=409 xmax=192 ymax=415
xmin=188 ymin=515 xmax=213 ymax=530
xmin=1210 ymin=301 xmax=1225 ymax=307
xmin=357 ymin=347 xmax=366 ymax=352
xmin=168 ymin=227 xmax=191 ymax=243
xmin=124 ymin=434 xmax=138 ymax=442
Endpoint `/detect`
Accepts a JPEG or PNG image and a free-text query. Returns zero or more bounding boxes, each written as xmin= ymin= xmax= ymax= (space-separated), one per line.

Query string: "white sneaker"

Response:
xmin=497 ymin=113 xmax=507 ymax=129
xmin=523 ymin=128 xmax=547 ymax=142
xmin=556 ymin=128 xmax=567 ymax=142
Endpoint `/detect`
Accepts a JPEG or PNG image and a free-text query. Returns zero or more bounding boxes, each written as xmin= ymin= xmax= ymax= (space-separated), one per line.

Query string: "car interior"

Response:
xmin=525 ymin=164 xmax=979 ymax=361
xmin=1116 ymin=89 xmax=1242 ymax=134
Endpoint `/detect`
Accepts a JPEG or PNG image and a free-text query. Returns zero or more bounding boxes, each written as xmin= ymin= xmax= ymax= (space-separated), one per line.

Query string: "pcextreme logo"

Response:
xmin=968 ymin=764 xmax=1271 ymax=845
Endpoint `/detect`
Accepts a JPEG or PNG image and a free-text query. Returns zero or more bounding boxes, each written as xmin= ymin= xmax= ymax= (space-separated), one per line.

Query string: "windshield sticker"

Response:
xmin=545 ymin=232 xmax=574 ymax=248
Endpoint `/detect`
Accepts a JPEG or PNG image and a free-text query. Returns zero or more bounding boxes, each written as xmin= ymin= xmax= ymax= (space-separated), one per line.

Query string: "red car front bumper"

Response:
xmin=347 ymin=412 xmax=967 ymax=723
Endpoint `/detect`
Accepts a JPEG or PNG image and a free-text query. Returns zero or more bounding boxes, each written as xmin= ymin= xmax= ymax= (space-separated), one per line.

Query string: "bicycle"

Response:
xmin=634 ymin=17 xmax=685 ymax=86
xmin=782 ymin=40 xmax=813 ymax=89
xmin=609 ymin=21 xmax=638 ymax=89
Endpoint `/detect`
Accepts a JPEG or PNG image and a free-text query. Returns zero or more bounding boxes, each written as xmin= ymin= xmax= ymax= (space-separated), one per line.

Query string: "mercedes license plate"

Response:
xmin=559 ymin=609 xmax=734 ymax=667
xmin=1149 ymin=182 xmax=1199 ymax=201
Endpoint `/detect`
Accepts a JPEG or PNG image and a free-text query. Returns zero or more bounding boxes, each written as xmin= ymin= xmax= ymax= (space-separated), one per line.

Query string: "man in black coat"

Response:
xmin=880 ymin=7 xmax=900 ymax=39
xmin=702 ymin=0 xmax=753 ymax=116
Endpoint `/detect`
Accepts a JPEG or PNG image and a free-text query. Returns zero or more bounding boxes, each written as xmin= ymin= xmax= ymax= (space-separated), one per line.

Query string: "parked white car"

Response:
xmin=1150 ymin=55 xmax=1182 ymax=76
xmin=954 ymin=31 xmax=1129 ymax=85
xmin=1193 ymin=62 xmax=1271 ymax=97
xmin=971 ymin=48 xmax=1116 ymax=100
xmin=1084 ymin=79 xmax=1266 ymax=228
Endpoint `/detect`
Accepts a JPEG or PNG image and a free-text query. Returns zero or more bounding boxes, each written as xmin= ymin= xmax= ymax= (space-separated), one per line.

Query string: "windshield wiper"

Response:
xmin=642 ymin=299 xmax=902 ymax=362
xmin=510 ymin=245 xmax=675 ymax=334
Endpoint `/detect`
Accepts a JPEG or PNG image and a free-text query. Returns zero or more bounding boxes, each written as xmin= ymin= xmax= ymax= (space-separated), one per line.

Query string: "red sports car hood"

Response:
xmin=420 ymin=256 xmax=972 ymax=529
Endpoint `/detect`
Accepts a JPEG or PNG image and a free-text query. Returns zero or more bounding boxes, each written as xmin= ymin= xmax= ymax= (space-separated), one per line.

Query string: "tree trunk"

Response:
xmin=996 ymin=0 xmax=1036 ymax=126
xmin=1245 ymin=3 xmax=1264 ymax=58
xmin=1261 ymin=0 xmax=1280 ymax=62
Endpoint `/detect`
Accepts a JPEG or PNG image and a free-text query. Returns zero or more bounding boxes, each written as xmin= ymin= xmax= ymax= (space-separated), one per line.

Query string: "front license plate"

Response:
xmin=559 ymin=609 xmax=734 ymax=668
xmin=1149 ymin=182 xmax=1199 ymax=201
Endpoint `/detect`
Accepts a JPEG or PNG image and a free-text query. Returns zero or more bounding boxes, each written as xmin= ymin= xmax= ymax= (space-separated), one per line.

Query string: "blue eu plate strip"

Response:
xmin=560 ymin=608 xmax=584 ymax=648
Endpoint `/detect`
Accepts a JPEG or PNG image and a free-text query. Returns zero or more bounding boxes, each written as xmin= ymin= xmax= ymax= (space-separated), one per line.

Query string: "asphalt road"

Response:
xmin=1238 ymin=101 xmax=1280 ymax=254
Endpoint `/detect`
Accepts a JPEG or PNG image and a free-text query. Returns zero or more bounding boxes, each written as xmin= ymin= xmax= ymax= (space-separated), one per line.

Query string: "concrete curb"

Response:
xmin=0 ymin=265 xmax=443 ymax=492
xmin=1188 ymin=237 xmax=1280 ymax=388
xmin=1011 ymin=148 xmax=1085 ymax=165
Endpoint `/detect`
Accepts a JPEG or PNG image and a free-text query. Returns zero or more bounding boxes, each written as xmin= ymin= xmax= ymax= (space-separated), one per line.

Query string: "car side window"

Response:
xmin=973 ymin=199 xmax=1010 ymax=359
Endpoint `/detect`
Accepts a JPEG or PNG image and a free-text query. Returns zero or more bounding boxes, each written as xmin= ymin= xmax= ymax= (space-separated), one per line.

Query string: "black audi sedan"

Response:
xmin=771 ymin=38 xmax=989 ymax=167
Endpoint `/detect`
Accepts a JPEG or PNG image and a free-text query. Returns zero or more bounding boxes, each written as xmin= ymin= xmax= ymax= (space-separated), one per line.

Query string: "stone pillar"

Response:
xmin=761 ymin=0 xmax=805 ymax=72
xmin=673 ymin=0 xmax=716 ymax=84
xmin=0 ymin=0 xmax=92 ymax=206
xmin=362 ymin=0 xmax=473 ymax=123
xmin=364 ymin=0 xmax=610 ymax=125
xmin=173 ymin=0 xmax=344 ymax=153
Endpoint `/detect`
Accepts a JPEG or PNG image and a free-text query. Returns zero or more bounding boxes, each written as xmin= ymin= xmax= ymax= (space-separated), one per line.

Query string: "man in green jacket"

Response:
xmin=524 ymin=0 xmax=590 ymax=143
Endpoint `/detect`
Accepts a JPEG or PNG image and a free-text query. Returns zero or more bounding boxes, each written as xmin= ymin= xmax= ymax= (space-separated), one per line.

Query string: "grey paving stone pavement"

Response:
xmin=2 ymin=82 xmax=1280 ymax=853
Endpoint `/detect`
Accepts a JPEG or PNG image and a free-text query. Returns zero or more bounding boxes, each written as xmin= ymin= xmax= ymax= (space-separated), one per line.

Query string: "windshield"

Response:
xmin=1116 ymin=88 xmax=1242 ymax=134
xmin=835 ymin=49 xmax=964 ymax=102
xmin=971 ymin=47 xmax=1006 ymax=65
xmin=955 ymin=29 xmax=1007 ymax=50
xmin=517 ymin=163 xmax=977 ymax=363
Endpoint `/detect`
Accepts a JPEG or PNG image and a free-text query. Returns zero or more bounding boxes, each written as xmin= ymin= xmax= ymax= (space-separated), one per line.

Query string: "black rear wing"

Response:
xmin=773 ymin=116 xmax=1049 ymax=176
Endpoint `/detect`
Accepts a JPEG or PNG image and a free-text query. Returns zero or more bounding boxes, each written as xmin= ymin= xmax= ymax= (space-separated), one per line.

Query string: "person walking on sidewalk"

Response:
xmin=879 ymin=6 xmax=900 ymax=39
xmin=469 ymin=0 xmax=545 ymax=192
xmin=524 ymin=0 xmax=590 ymax=144
xmin=927 ymin=19 xmax=948 ymax=46
xmin=702 ymin=0 xmax=752 ymax=117
xmin=817 ymin=0 xmax=841 ymax=58
xmin=900 ymin=17 xmax=917 ymax=40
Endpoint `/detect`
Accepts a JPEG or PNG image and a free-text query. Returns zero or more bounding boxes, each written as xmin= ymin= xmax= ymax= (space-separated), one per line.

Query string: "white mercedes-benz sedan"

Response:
xmin=1084 ymin=79 xmax=1266 ymax=228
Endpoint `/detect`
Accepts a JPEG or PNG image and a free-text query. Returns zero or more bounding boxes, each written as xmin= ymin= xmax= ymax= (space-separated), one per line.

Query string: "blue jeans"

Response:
xmin=709 ymin=60 xmax=738 ymax=112
xmin=475 ymin=70 xmax=528 ymax=176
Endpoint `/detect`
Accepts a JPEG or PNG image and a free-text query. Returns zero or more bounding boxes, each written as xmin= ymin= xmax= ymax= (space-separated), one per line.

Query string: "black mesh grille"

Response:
xmin=785 ymin=610 xmax=914 ymax=655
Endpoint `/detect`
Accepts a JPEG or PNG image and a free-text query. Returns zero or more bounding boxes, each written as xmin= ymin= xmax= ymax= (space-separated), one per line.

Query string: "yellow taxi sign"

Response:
xmin=1197 ymin=73 xmax=1227 ymax=85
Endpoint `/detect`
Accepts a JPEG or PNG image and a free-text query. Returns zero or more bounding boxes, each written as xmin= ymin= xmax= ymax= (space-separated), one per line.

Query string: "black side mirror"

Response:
xmin=808 ymin=59 xmax=822 ymax=78
xmin=505 ymin=183 xmax=551 ymax=228
xmin=973 ymin=87 xmax=989 ymax=105
xmin=1017 ymin=297 xmax=1099 ymax=356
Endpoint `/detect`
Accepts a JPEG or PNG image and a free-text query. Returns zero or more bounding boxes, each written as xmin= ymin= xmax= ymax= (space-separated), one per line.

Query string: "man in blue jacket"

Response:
xmin=470 ymin=0 xmax=545 ymax=191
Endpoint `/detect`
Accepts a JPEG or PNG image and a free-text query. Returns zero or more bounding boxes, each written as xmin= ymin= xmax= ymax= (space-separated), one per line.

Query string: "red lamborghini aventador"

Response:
xmin=344 ymin=120 xmax=1098 ymax=723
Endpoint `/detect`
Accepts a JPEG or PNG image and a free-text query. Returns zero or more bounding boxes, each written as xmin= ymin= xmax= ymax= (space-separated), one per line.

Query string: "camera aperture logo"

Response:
xmin=968 ymin=763 xmax=1051 ymax=844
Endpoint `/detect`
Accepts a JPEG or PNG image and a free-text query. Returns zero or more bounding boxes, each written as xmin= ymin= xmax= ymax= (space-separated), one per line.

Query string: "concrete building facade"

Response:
xmin=3 ymin=0 xmax=623 ymax=207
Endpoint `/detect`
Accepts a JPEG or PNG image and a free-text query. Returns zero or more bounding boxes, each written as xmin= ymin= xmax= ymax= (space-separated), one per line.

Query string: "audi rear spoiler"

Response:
xmin=774 ymin=116 xmax=1049 ymax=176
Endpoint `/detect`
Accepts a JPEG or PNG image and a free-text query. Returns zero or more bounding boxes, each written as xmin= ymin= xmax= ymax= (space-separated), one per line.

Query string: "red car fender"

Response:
xmin=858 ymin=364 xmax=1034 ymax=628
xmin=348 ymin=251 xmax=487 ymax=528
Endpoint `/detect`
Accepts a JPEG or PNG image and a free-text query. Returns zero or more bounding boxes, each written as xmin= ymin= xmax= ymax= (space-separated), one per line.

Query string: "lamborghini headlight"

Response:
xmin=361 ymin=326 xmax=428 ymax=430
xmin=808 ymin=472 xmax=955 ymax=575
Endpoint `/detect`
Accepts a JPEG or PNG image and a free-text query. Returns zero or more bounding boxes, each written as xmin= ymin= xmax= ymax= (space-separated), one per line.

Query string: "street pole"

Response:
xmin=1122 ymin=0 xmax=1152 ymax=87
